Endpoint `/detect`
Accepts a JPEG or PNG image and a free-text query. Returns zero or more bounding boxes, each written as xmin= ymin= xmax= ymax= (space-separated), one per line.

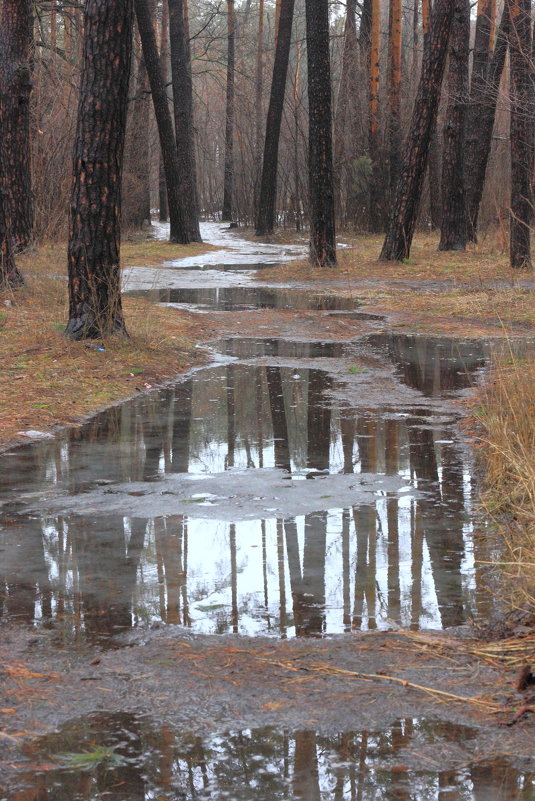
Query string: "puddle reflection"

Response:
xmin=124 ymin=286 xmax=357 ymax=312
xmin=4 ymin=714 xmax=533 ymax=801
xmin=0 ymin=336 xmax=495 ymax=640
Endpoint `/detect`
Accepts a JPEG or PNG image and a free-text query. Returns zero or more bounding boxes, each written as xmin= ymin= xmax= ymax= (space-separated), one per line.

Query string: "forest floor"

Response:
xmin=1 ymin=226 xmax=535 ymax=791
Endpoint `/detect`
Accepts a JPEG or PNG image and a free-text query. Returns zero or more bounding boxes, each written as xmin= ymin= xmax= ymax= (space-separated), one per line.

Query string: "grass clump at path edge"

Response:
xmin=472 ymin=349 xmax=535 ymax=618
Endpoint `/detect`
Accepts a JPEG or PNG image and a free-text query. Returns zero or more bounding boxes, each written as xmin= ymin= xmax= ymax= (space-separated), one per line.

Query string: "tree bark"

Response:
xmin=158 ymin=0 xmax=169 ymax=223
xmin=334 ymin=0 xmax=358 ymax=226
xmin=305 ymin=0 xmax=336 ymax=266
xmin=0 ymin=0 xmax=34 ymax=252
xmin=438 ymin=0 xmax=469 ymax=251
xmin=65 ymin=0 xmax=134 ymax=340
xmin=428 ymin=128 xmax=442 ymax=229
xmin=135 ymin=0 xmax=188 ymax=243
xmin=168 ymin=0 xmax=201 ymax=241
xmin=508 ymin=0 xmax=533 ymax=269
xmin=380 ymin=0 xmax=454 ymax=262
xmin=464 ymin=5 xmax=509 ymax=241
xmin=123 ymin=48 xmax=152 ymax=230
xmin=388 ymin=0 xmax=402 ymax=194
xmin=222 ymin=0 xmax=235 ymax=222
xmin=368 ymin=0 xmax=383 ymax=231
xmin=254 ymin=0 xmax=265 ymax=174
xmin=0 ymin=184 xmax=23 ymax=288
xmin=255 ymin=0 xmax=296 ymax=235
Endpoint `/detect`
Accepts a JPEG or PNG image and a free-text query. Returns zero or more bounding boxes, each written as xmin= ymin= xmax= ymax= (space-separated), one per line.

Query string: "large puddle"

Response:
xmin=0 ymin=333 xmax=494 ymax=640
xmin=3 ymin=713 xmax=534 ymax=800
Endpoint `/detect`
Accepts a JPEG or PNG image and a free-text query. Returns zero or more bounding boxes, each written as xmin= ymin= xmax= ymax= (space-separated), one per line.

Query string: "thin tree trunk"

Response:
xmin=305 ymin=0 xmax=336 ymax=266
xmin=334 ymin=0 xmax=358 ymax=225
xmin=368 ymin=0 xmax=382 ymax=231
xmin=159 ymin=0 xmax=169 ymax=222
xmin=168 ymin=0 xmax=201 ymax=241
xmin=464 ymin=0 xmax=494 ymax=239
xmin=135 ymin=0 xmax=188 ymax=243
xmin=254 ymin=0 xmax=264 ymax=171
xmin=255 ymin=0 xmax=296 ymax=235
xmin=508 ymin=0 xmax=533 ymax=269
xmin=65 ymin=0 xmax=134 ymax=340
xmin=438 ymin=0 xmax=469 ymax=250
xmin=0 ymin=0 xmax=34 ymax=252
xmin=464 ymin=5 xmax=509 ymax=241
xmin=222 ymin=0 xmax=235 ymax=221
xmin=388 ymin=0 xmax=402 ymax=194
xmin=380 ymin=0 xmax=454 ymax=261
xmin=292 ymin=44 xmax=302 ymax=230
xmin=123 ymin=48 xmax=152 ymax=230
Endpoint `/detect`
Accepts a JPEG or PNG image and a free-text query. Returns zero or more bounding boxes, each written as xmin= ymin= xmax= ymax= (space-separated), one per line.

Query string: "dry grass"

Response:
xmin=472 ymin=350 xmax=535 ymax=611
xmin=255 ymin=229 xmax=534 ymax=330
xmin=0 ymin=241 xmax=216 ymax=449
xmin=257 ymin=228 xmax=521 ymax=279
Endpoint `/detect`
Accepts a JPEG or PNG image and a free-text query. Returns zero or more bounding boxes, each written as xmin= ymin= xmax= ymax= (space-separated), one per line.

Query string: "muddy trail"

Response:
xmin=1 ymin=223 xmax=535 ymax=800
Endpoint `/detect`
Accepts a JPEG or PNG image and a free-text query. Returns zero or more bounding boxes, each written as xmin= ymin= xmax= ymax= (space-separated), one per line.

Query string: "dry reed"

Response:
xmin=473 ymin=347 xmax=535 ymax=611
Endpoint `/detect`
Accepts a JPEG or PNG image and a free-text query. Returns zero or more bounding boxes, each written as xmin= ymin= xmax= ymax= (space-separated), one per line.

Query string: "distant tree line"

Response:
xmin=0 ymin=0 xmax=533 ymax=335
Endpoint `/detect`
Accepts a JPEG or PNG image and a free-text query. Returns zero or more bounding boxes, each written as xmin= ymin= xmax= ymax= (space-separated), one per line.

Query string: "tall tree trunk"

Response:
xmin=508 ymin=0 xmax=534 ymax=269
xmin=222 ymin=0 xmax=235 ymax=222
xmin=168 ymin=0 xmax=201 ymax=241
xmin=135 ymin=0 xmax=188 ymax=243
xmin=334 ymin=0 xmax=358 ymax=226
xmin=0 ymin=0 xmax=34 ymax=252
xmin=158 ymin=0 xmax=169 ymax=222
xmin=123 ymin=48 xmax=152 ymax=230
xmin=368 ymin=0 xmax=382 ymax=231
xmin=438 ymin=0 xmax=469 ymax=250
xmin=388 ymin=0 xmax=402 ymax=194
xmin=380 ymin=0 xmax=454 ymax=261
xmin=464 ymin=5 xmax=509 ymax=241
xmin=305 ymin=0 xmax=336 ymax=266
xmin=254 ymin=0 xmax=264 ymax=175
xmin=255 ymin=0 xmax=296 ymax=235
xmin=65 ymin=0 xmax=134 ymax=340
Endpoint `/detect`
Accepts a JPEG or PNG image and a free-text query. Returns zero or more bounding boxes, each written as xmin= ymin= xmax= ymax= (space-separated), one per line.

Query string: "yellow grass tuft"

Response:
xmin=472 ymin=349 xmax=535 ymax=611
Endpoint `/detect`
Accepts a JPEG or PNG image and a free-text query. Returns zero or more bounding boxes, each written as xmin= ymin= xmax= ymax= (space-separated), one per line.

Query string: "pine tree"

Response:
xmin=65 ymin=0 xmax=134 ymax=339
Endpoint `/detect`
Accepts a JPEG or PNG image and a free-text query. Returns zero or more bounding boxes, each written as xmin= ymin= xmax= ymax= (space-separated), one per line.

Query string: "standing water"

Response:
xmin=0 ymin=222 xmax=529 ymax=799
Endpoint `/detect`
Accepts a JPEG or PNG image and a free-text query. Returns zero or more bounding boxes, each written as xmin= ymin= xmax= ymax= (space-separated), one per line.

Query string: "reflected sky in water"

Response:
xmin=0 ymin=334 xmax=497 ymax=640
xmin=3 ymin=714 xmax=534 ymax=801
